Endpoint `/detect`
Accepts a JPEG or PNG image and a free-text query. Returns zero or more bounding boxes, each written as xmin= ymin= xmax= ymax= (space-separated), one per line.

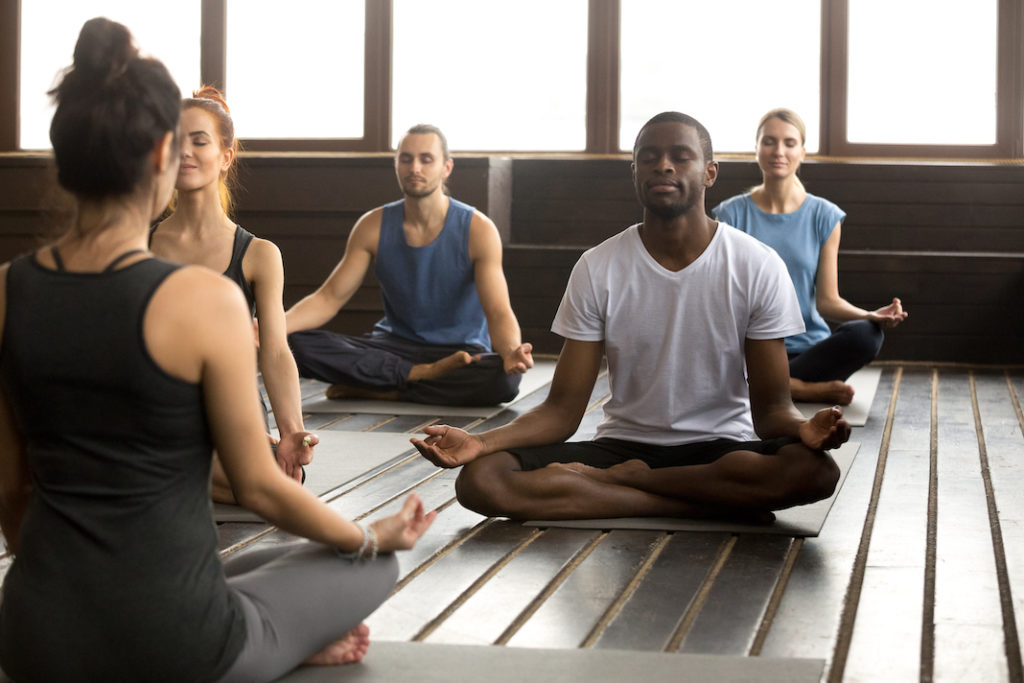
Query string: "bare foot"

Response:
xmin=790 ymin=378 xmax=854 ymax=405
xmin=325 ymin=385 xmax=400 ymax=401
xmin=545 ymin=461 xmax=603 ymax=477
xmin=304 ymin=623 xmax=371 ymax=666
xmin=408 ymin=351 xmax=478 ymax=382
xmin=545 ymin=458 xmax=652 ymax=487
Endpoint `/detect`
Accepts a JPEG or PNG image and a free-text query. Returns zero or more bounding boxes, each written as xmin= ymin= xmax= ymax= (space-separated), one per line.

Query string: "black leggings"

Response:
xmin=788 ymin=320 xmax=883 ymax=383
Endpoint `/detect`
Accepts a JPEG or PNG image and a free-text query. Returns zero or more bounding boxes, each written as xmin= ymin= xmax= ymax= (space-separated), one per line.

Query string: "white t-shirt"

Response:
xmin=552 ymin=223 xmax=804 ymax=446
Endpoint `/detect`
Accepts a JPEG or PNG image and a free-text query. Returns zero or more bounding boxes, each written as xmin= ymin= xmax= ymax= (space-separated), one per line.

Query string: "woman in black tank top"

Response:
xmin=0 ymin=18 xmax=435 ymax=682
xmin=149 ymin=86 xmax=316 ymax=503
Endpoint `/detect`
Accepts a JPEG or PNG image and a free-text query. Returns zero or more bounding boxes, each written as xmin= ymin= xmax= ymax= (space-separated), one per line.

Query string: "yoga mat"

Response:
xmin=794 ymin=367 xmax=881 ymax=427
xmin=300 ymin=359 xmax=557 ymax=417
xmin=274 ymin=641 xmax=824 ymax=683
xmin=213 ymin=431 xmax=418 ymax=523
xmin=524 ymin=441 xmax=859 ymax=538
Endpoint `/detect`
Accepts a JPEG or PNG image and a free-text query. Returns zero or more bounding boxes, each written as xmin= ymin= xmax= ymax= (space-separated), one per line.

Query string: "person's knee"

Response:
xmin=774 ymin=446 xmax=840 ymax=507
xmin=809 ymin=453 xmax=841 ymax=501
xmin=493 ymin=372 xmax=521 ymax=404
xmin=375 ymin=552 xmax=400 ymax=591
xmin=844 ymin=320 xmax=884 ymax=363
xmin=455 ymin=455 xmax=521 ymax=518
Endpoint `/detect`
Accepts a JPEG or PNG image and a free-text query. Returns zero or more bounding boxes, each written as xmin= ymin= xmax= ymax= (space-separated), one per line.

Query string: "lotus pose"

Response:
xmin=413 ymin=112 xmax=848 ymax=523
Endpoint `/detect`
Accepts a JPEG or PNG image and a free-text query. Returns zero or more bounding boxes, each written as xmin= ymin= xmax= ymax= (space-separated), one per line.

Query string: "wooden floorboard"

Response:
xmin=216 ymin=364 xmax=1024 ymax=681
xmin=8 ymin=363 xmax=1024 ymax=681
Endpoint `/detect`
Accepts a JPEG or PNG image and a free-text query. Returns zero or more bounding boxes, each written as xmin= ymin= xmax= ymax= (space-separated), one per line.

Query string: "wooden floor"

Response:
xmin=227 ymin=363 xmax=1024 ymax=682
xmin=3 ymin=363 xmax=1023 ymax=681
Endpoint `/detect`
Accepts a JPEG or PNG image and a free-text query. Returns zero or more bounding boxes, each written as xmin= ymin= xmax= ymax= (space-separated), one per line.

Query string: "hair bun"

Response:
xmin=192 ymin=85 xmax=231 ymax=115
xmin=72 ymin=17 xmax=137 ymax=84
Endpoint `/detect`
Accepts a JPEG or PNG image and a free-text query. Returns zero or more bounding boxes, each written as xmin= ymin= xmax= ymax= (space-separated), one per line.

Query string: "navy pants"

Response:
xmin=788 ymin=320 xmax=883 ymax=382
xmin=288 ymin=329 xmax=520 ymax=406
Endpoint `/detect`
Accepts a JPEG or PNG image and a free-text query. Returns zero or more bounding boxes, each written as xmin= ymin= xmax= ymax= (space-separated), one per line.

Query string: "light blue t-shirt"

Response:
xmin=713 ymin=193 xmax=845 ymax=354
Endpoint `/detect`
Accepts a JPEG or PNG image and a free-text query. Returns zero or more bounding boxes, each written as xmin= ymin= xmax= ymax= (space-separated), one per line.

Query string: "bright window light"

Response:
xmin=847 ymin=0 xmax=997 ymax=145
xmin=19 ymin=1 xmax=200 ymax=150
xmin=620 ymin=1 xmax=821 ymax=154
xmin=226 ymin=0 xmax=364 ymax=139
xmin=392 ymin=0 xmax=588 ymax=151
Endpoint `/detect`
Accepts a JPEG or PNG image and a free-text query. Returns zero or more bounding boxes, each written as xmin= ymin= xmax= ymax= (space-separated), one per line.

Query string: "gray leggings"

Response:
xmin=217 ymin=541 xmax=398 ymax=683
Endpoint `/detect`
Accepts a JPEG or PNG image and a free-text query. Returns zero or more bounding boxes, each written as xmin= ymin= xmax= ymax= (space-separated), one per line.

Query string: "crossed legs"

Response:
xmin=789 ymin=320 xmax=884 ymax=405
xmin=454 ymin=442 xmax=840 ymax=521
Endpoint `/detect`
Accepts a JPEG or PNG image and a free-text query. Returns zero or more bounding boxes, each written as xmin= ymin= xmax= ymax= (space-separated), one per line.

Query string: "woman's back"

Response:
xmin=0 ymin=253 xmax=244 ymax=681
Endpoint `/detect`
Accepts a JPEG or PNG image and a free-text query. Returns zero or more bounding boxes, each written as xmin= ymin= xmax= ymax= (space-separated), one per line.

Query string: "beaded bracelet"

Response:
xmin=338 ymin=523 xmax=378 ymax=562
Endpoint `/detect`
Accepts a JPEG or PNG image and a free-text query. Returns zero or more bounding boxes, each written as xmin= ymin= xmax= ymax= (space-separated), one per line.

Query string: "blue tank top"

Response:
xmin=373 ymin=198 xmax=491 ymax=348
xmin=713 ymin=193 xmax=845 ymax=354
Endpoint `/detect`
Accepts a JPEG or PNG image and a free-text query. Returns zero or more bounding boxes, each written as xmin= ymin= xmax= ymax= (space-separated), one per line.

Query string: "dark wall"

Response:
xmin=1 ymin=153 xmax=1022 ymax=363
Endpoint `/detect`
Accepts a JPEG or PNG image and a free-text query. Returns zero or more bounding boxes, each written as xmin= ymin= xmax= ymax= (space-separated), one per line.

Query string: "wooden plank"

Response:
xmin=325 ymin=457 xmax=442 ymax=520
xmin=324 ymin=413 xmax=396 ymax=432
xmin=424 ymin=528 xmax=602 ymax=646
xmin=365 ymin=521 xmax=540 ymax=641
xmin=371 ymin=415 xmax=438 ymax=434
xmin=842 ymin=368 xmax=932 ymax=682
xmin=758 ymin=368 xmax=896 ymax=664
xmin=968 ymin=370 xmax=1024 ymax=680
xmin=504 ymin=529 xmax=665 ymax=649
xmin=593 ymin=532 xmax=730 ymax=652
xmin=392 ymin=501 xmax=487 ymax=583
xmin=676 ymin=535 xmax=794 ymax=655
xmin=931 ymin=370 xmax=1011 ymax=681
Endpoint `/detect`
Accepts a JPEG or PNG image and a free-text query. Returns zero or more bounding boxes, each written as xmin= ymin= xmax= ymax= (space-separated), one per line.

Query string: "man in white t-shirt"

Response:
xmin=412 ymin=112 xmax=849 ymax=521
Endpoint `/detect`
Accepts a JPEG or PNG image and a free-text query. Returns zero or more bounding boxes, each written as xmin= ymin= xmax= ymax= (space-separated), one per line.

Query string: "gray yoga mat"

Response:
xmin=301 ymin=360 xmax=557 ymax=417
xmin=524 ymin=441 xmax=860 ymax=538
xmin=795 ymin=367 xmax=881 ymax=427
xmin=213 ymin=431 xmax=418 ymax=523
xmin=273 ymin=641 xmax=824 ymax=682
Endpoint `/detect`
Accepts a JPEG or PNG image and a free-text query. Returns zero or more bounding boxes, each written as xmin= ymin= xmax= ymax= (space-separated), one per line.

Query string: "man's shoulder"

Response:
xmin=582 ymin=224 xmax=639 ymax=259
xmin=717 ymin=221 xmax=775 ymax=253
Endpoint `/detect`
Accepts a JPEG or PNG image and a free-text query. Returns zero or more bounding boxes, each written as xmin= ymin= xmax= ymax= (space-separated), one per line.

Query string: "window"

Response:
xmin=19 ymin=0 xmax=200 ymax=150
xmin=391 ymin=0 xmax=588 ymax=151
xmin=226 ymin=0 xmax=365 ymax=139
xmin=620 ymin=0 xmax=821 ymax=153
xmin=846 ymin=0 xmax=998 ymax=145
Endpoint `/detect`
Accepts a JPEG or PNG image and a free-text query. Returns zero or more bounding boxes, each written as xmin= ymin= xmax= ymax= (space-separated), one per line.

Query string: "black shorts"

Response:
xmin=508 ymin=436 xmax=802 ymax=472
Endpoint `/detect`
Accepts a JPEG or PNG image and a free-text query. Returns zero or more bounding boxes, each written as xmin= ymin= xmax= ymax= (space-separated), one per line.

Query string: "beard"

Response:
xmin=641 ymin=188 xmax=699 ymax=219
xmin=401 ymin=177 xmax=440 ymax=198
xmin=644 ymin=199 xmax=695 ymax=219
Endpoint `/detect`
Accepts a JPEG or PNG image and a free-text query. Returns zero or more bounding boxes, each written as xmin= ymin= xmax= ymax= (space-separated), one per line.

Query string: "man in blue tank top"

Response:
xmin=286 ymin=124 xmax=533 ymax=406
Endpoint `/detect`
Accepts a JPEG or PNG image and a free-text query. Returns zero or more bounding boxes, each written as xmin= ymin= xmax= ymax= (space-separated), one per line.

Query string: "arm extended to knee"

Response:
xmin=413 ymin=339 xmax=603 ymax=468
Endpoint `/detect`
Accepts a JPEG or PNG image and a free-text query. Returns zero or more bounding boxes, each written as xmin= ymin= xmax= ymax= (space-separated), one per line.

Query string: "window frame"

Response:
xmin=822 ymin=0 xmax=1023 ymax=159
xmin=2 ymin=0 xmax=1021 ymax=158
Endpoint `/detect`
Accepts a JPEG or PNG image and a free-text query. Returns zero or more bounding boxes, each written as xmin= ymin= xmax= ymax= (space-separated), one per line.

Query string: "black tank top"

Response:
xmin=149 ymin=224 xmax=257 ymax=315
xmin=0 ymin=252 xmax=245 ymax=681
xmin=224 ymin=225 xmax=257 ymax=316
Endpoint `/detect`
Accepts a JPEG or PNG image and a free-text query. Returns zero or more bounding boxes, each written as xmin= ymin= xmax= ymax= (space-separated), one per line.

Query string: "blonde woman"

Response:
xmin=713 ymin=108 xmax=907 ymax=405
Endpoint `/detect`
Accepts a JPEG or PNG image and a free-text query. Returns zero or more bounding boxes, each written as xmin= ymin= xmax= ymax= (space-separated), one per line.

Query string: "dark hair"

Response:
xmin=633 ymin=111 xmax=714 ymax=165
xmin=183 ymin=85 xmax=240 ymax=216
xmin=404 ymin=123 xmax=450 ymax=161
xmin=48 ymin=17 xmax=181 ymax=198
